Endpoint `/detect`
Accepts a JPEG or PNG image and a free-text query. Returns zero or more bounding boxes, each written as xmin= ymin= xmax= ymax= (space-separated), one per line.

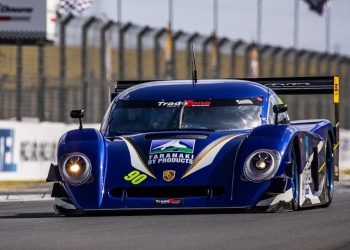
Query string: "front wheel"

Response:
xmin=291 ymin=147 xmax=299 ymax=211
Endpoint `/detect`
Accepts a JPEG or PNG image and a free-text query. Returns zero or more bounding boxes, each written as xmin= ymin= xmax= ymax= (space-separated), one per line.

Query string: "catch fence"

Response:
xmin=0 ymin=15 xmax=349 ymax=127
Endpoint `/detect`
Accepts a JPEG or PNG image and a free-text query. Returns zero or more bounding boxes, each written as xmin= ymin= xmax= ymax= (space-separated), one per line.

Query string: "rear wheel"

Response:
xmin=322 ymin=137 xmax=334 ymax=207
xmin=291 ymin=147 xmax=299 ymax=211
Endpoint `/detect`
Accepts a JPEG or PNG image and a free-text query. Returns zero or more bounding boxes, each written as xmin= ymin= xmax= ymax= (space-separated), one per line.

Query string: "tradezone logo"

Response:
xmin=0 ymin=129 xmax=16 ymax=172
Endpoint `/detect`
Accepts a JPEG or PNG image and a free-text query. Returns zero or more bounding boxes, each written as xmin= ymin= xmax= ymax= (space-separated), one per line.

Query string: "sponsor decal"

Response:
xmin=154 ymin=198 xmax=184 ymax=205
xmin=334 ymin=76 xmax=339 ymax=103
xmin=0 ymin=3 xmax=33 ymax=22
xmin=148 ymin=139 xmax=195 ymax=165
xmin=184 ymin=100 xmax=211 ymax=107
xmin=20 ymin=141 xmax=56 ymax=162
xmin=0 ymin=3 xmax=33 ymax=13
xmin=157 ymin=101 xmax=183 ymax=107
xmin=163 ymin=170 xmax=176 ymax=182
xmin=124 ymin=170 xmax=148 ymax=185
xmin=0 ymin=129 xmax=16 ymax=172
xmin=236 ymin=99 xmax=253 ymax=105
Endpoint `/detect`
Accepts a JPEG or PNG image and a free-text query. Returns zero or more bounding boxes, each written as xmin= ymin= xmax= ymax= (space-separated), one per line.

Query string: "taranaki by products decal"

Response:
xmin=148 ymin=139 xmax=195 ymax=165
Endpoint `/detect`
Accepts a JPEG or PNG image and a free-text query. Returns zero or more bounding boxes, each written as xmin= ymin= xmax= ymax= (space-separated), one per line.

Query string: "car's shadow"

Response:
xmin=0 ymin=208 xmax=254 ymax=219
xmin=0 ymin=212 xmax=56 ymax=219
xmin=0 ymin=204 xmax=325 ymax=219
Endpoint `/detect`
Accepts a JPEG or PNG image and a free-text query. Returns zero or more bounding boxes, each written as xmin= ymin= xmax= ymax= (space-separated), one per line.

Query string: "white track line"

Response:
xmin=0 ymin=194 xmax=53 ymax=203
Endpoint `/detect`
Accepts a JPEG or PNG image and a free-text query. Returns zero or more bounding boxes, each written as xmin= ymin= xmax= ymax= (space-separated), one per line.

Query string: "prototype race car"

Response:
xmin=47 ymin=76 xmax=340 ymax=215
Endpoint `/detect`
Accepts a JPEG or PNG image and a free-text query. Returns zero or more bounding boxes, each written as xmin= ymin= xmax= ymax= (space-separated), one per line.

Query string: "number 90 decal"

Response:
xmin=124 ymin=170 xmax=148 ymax=185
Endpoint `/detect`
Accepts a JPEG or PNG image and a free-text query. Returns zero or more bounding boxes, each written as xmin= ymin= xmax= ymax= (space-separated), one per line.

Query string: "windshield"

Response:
xmin=103 ymin=98 xmax=262 ymax=136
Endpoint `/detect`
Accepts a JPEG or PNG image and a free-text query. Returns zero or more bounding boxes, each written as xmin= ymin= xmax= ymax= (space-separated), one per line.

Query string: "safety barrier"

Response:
xmin=0 ymin=121 xmax=349 ymax=181
xmin=0 ymin=121 xmax=98 ymax=181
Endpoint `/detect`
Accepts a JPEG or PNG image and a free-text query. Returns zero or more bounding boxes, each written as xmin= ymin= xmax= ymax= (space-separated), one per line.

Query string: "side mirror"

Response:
xmin=273 ymin=104 xmax=288 ymax=125
xmin=70 ymin=109 xmax=84 ymax=130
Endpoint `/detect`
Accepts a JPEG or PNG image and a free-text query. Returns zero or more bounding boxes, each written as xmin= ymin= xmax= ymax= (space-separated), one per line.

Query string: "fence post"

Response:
xmin=337 ymin=56 xmax=350 ymax=129
xmin=216 ymin=37 xmax=229 ymax=78
xmin=118 ymin=22 xmax=132 ymax=80
xmin=230 ymin=40 xmax=244 ymax=77
xmin=327 ymin=54 xmax=338 ymax=75
xmin=137 ymin=26 xmax=151 ymax=80
xmin=258 ymin=45 xmax=271 ymax=77
xmin=81 ymin=17 xmax=97 ymax=118
xmin=186 ymin=33 xmax=199 ymax=79
xmin=294 ymin=49 xmax=306 ymax=76
xmin=303 ymin=51 xmax=317 ymax=118
xmin=305 ymin=51 xmax=317 ymax=75
xmin=314 ymin=53 xmax=328 ymax=118
xmin=153 ymin=28 xmax=166 ymax=79
xmin=337 ymin=56 xmax=347 ymax=78
xmin=0 ymin=75 xmax=5 ymax=119
xmin=171 ymin=30 xmax=184 ymax=79
xmin=316 ymin=53 xmax=327 ymax=75
xmin=281 ymin=48 xmax=295 ymax=77
xmin=244 ymin=43 xmax=256 ymax=77
xmin=100 ymin=20 xmax=115 ymax=121
xmin=16 ymin=40 xmax=22 ymax=121
xmin=344 ymin=58 xmax=350 ymax=128
xmin=37 ymin=41 xmax=45 ymax=121
xmin=201 ymin=35 xmax=213 ymax=78
xmin=59 ymin=14 xmax=74 ymax=123
xmin=269 ymin=47 xmax=282 ymax=76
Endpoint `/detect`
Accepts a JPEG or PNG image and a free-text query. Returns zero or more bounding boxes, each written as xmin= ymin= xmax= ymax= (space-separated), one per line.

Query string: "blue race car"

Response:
xmin=47 ymin=76 xmax=340 ymax=215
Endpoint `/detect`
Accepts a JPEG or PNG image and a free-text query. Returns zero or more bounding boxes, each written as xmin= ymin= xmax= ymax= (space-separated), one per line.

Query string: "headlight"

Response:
xmin=244 ymin=149 xmax=281 ymax=182
xmin=61 ymin=153 xmax=92 ymax=185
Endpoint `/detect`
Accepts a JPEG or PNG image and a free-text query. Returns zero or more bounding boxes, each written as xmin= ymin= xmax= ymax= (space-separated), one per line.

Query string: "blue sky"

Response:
xmin=85 ymin=0 xmax=350 ymax=55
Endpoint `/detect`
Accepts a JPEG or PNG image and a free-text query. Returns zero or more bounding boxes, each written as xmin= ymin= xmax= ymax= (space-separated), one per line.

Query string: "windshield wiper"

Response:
xmin=144 ymin=128 xmax=215 ymax=133
xmin=177 ymin=128 xmax=215 ymax=131
xmin=142 ymin=128 xmax=180 ymax=133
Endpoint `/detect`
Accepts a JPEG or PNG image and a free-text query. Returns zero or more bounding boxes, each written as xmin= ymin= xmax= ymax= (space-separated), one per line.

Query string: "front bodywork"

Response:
xmin=48 ymin=122 xmax=333 ymax=212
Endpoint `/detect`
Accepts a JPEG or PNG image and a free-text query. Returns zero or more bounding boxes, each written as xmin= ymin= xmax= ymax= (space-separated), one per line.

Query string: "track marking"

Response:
xmin=0 ymin=194 xmax=53 ymax=203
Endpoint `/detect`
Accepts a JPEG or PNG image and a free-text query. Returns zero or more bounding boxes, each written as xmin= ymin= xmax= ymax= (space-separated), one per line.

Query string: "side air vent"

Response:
xmin=109 ymin=186 xmax=224 ymax=198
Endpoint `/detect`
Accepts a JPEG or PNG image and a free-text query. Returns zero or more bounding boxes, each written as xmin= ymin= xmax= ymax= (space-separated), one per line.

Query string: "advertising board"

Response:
xmin=0 ymin=121 xmax=99 ymax=181
xmin=0 ymin=0 xmax=58 ymax=43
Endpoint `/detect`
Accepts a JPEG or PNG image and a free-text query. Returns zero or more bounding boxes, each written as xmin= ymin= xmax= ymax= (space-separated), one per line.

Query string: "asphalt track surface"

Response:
xmin=1 ymin=183 xmax=350 ymax=250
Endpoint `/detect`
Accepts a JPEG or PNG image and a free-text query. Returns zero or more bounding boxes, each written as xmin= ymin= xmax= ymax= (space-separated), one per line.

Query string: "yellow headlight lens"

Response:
xmin=256 ymin=160 xmax=267 ymax=170
xmin=68 ymin=163 xmax=81 ymax=174
xmin=62 ymin=153 xmax=91 ymax=185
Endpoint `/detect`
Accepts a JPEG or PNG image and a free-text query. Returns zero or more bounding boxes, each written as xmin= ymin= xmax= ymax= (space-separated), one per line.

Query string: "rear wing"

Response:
xmin=111 ymin=80 xmax=152 ymax=101
xmin=112 ymin=76 xmax=340 ymax=180
xmin=239 ymin=76 xmax=340 ymax=180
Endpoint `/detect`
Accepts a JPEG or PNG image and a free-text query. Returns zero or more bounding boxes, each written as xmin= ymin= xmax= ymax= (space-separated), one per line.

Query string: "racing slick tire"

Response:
xmin=291 ymin=147 xmax=299 ymax=211
xmin=321 ymin=136 xmax=334 ymax=207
